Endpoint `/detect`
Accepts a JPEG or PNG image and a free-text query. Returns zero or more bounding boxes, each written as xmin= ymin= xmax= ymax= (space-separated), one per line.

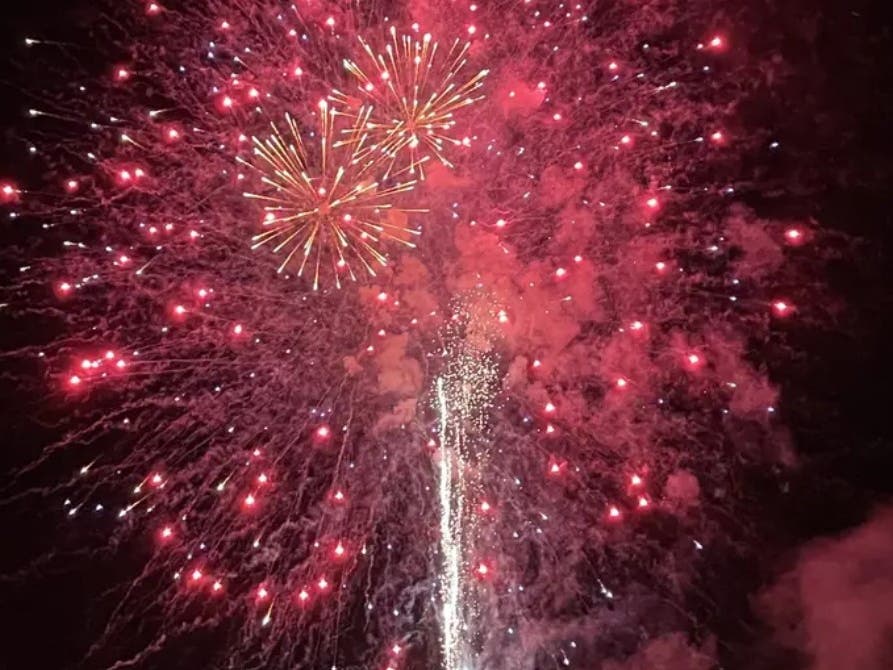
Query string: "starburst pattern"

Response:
xmin=331 ymin=27 xmax=489 ymax=178
xmin=241 ymin=102 xmax=424 ymax=290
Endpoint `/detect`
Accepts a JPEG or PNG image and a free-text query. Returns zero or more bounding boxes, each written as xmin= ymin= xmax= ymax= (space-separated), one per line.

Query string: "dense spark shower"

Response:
xmin=0 ymin=0 xmax=826 ymax=668
xmin=435 ymin=299 xmax=501 ymax=670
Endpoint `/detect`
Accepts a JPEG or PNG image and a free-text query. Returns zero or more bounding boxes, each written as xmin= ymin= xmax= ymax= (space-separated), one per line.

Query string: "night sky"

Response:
xmin=1 ymin=1 xmax=892 ymax=669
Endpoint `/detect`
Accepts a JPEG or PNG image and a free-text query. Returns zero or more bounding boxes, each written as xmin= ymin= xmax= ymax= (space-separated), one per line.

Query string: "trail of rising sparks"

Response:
xmin=240 ymin=101 xmax=425 ymax=290
xmin=436 ymin=375 xmax=465 ymax=670
xmin=434 ymin=304 xmax=500 ymax=670
xmin=331 ymin=27 xmax=488 ymax=179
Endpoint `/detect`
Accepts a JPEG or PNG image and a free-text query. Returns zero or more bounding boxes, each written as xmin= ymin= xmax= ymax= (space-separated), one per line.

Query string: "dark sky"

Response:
xmin=1 ymin=1 xmax=892 ymax=669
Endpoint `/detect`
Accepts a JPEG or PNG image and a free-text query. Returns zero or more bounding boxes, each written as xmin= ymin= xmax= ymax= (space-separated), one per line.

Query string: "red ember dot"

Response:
xmin=1 ymin=182 xmax=17 ymax=200
xmin=784 ymin=227 xmax=805 ymax=245
xmin=772 ymin=300 xmax=793 ymax=316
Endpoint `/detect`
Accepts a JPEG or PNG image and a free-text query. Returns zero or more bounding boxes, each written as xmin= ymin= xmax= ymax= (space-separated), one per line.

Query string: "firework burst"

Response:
xmin=0 ymin=0 xmax=827 ymax=668
xmin=241 ymin=101 xmax=424 ymax=290
xmin=331 ymin=27 xmax=488 ymax=178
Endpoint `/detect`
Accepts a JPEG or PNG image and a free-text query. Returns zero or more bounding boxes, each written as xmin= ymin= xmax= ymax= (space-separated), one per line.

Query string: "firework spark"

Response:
xmin=1 ymin=1 xmax=819 ymax=668
xmin=241 ymin=101 xmax=424 ymax=289
xmin=434 ymin=299 xmax=501 ymax=669
xmin=331 ymin=27 xmax=488 ymax=178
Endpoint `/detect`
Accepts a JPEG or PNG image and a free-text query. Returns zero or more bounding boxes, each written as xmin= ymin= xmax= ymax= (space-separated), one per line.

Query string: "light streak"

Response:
xmin=436 ymin=374 xmax=466 ymax=670
xmin=434 ymin=297 xmax=500 ymax=670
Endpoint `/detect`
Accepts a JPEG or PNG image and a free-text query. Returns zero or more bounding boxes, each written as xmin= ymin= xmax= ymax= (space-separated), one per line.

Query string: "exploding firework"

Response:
xmin=0 ymin=0 xmax=824 ymax=669
xmin=331 ymin=27 xmax=488 ymax=178
xmin=242 ymin=102 xmax=424 ymax=289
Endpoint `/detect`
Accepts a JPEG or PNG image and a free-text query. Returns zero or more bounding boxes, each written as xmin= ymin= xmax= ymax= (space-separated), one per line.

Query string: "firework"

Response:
xmin=0 ymin=1 xmax=823 ymax=668
xmin=331 ymin=27 xmax=488 ymax=178
xmin=241 ymin=101 xmax=424 ymax=290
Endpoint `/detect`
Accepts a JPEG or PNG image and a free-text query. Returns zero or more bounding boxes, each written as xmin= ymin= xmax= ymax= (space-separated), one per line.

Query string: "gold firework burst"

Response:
xmin=240 ymin=101 xmax=424 ymax=290
xmin=330 ymin=27 xmax=488 ymax=179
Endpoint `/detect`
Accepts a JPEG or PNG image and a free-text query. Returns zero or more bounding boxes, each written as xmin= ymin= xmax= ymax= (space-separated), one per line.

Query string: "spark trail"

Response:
xmin=434 ymin=304 xmax=500 ymax=670
xmin=436 ymin=374 xmax=467 ymax=670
